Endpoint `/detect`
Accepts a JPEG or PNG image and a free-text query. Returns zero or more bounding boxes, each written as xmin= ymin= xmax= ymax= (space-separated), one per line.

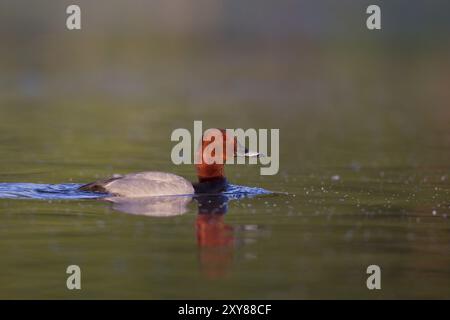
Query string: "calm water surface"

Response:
xmin=1 ymin=44 xmax=450 ymax=299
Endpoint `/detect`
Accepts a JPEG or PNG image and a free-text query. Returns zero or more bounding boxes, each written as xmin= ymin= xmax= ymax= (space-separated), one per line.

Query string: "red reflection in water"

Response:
xmin=195 ymin=196 xmax=234 ymax=279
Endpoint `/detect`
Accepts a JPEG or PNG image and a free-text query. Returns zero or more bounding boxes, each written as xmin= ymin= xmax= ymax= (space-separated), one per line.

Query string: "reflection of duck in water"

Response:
xmin=106 ymin=193 xmax=235 ymax=278
xmin=196 ymin=194 xmax=234 ymax=279
xmin=104 ymin=189 xmax=270 ymax=279
xmin=106 ymin=195 xmax=193 ymax=217
xmin=79 ymin=129 xmax=259 ymax=197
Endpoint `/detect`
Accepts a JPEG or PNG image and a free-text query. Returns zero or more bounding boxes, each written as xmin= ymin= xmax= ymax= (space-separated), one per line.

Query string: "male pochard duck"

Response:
xmin=79 ymin=129 xmax=259 ymax=197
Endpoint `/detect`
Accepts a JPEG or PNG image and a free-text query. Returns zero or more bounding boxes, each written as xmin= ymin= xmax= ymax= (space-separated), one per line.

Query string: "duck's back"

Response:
xmin=79 ymin=171 xmax=194 ymax=197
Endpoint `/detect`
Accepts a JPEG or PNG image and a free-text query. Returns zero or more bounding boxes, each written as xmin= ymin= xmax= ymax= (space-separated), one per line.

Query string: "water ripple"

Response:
xmin=0 ymin=183 xmax=105 ymax=200
xmin=0 ymin=183 xmax=272 ymax=200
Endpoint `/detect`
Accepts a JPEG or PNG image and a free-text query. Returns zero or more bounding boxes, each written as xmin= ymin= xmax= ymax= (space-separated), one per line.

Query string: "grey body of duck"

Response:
xmin=79 ymin=171 xmax=194 ymax=198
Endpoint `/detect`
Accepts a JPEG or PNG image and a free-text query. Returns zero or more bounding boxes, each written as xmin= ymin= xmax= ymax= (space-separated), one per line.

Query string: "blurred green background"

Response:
xmin=0 ymin=0 xmax=449 ymax=299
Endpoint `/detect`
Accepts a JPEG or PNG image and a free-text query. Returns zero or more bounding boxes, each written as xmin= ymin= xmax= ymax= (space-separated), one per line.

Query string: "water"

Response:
xmin=1 ymin=98 xmax=449 ymax=299
xmin=0 ymin=183 xmax=272 ymax=200
xmin=1 ymin=0 xmax=450 ymax=299
xmin=0 ymin=183 xmax=104 ymax=199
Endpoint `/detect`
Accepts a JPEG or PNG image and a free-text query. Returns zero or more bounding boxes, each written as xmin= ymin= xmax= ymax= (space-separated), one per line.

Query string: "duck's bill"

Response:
xmin=236 ymin=148 xmax=262 ymax=157
xmin=244 ymin=150 xmax=262 ymax=157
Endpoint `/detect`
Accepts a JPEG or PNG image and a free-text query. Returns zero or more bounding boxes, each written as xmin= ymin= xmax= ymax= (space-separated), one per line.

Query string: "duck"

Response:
xmin=79 ymin=129 xmax=259 ymax=197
